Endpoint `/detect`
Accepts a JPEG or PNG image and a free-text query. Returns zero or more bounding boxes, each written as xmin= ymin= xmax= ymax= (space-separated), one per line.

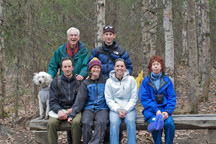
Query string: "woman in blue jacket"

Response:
xmin=139 ymin=55 xmax=176 ymax=144
xmin=68 ymin=57 xmax=109 ymax=144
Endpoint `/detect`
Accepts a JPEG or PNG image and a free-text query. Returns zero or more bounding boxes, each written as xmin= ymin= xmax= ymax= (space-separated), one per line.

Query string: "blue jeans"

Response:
xmin=109 ymin=109 xmax=136 ymax=144
xmin=147 ymin=115 xmax=175 ymax=144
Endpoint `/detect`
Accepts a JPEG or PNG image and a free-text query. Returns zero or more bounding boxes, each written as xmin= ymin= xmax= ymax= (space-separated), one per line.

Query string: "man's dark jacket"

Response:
xmin=49 ymin=75 xmax=78 ymax=113
xmin=89 ymin=41 xmax=133 ymax=77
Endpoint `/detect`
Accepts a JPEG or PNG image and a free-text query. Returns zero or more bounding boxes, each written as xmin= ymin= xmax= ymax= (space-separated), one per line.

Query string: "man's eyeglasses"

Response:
xmin=104 ymin=26 xmax=114 ymax=30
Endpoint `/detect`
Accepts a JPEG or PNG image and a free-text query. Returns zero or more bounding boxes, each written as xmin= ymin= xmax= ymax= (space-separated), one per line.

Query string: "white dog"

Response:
xmin=33 ymin=71 xmax=53 ymax=119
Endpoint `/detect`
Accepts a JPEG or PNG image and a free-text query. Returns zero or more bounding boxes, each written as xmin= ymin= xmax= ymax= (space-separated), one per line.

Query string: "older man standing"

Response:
xmin=48 ymin=27 xmax=89 ymax=80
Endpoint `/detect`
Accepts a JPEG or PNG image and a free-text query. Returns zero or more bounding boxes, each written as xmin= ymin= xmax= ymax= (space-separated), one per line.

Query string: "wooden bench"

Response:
xmin=29 ymin=114 xmax=216 ymax=144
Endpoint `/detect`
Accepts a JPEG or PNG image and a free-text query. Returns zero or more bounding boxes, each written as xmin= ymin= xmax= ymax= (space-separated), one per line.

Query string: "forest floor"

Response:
xmin=0 ymin=66 xmax=216 ymax=144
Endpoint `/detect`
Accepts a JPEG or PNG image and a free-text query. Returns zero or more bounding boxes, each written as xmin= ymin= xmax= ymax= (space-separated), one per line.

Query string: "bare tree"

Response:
xmin=149 ymin=0 xmax=157 ymax=57
xmin=181 ymin=0 xmax=188 ymax=65
xmin=0 ymin=0 xmax=6 ymax=118
xmin=95 ymin=0 xmax=105 ymax=47
xmin=199 ymin=0 xmax=211 ymax=101
xmin=15 ymin=58 xmax=21 ymax=118
xmin=196 ymin=0 xmax=202 ymax=61
xmin=141 ymin=0 xmax=151 ymax=75
xmin=163 ymin=0 xmax=174 ymax=83
xmin=187 ymin=0 xmax=199 ymax=114
xmin=141 ymin=0 xmax=158 ymax=75
xmin=26 ymin=0 xmax=39 ymax=102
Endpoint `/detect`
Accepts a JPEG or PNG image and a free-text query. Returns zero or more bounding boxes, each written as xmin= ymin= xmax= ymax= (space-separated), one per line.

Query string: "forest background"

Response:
xmin=0 ymin=0 xmax=216 ymax=143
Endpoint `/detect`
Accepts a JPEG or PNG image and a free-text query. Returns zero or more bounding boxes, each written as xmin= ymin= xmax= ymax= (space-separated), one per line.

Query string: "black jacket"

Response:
xmin=49 ymin=75 xmax=78 ymax=113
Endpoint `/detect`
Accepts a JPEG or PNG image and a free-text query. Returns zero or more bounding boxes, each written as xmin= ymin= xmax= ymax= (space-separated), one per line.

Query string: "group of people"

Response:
xmin=46 ymin=25 xmax=176 ymax=144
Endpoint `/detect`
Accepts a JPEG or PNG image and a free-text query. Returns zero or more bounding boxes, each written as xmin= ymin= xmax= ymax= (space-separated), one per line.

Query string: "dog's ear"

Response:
xmin=34 ymin=73 xmax=39 ymax=76
xmin=33 ymin=73 xmax=39 ymax=85
xmin=45 ymin=73 xmax=53 ymax=86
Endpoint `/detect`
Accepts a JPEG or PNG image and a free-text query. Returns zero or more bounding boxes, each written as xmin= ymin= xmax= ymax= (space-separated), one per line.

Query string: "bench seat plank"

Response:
xmin=29 ymin=114 xmax=216 ymax=144
xmin=29 ymin=114 xmax=216 ymax=131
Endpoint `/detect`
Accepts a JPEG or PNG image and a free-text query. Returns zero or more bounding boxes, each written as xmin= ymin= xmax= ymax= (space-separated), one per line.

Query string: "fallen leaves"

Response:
xmin=0 ymin=66 xmax=216 ymax=144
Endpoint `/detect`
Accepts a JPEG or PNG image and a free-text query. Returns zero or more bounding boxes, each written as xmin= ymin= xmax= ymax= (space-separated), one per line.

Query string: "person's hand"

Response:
xmin=162 ymin=111 xmax=169 ymax=120
xmin=68 ymin=117 xmax=73 ymax=123
xmin=58 ymin=110 xmax=67 ymax=120
xmin=156 ymin=110 xmax=161 ymax=116
xmin=76 ymin=74 xmax=84 ymax=80
xmin=118 ymin=110 xmax=126 ymax=118
xmin=66 ymin=108 xmax=72 ymax=115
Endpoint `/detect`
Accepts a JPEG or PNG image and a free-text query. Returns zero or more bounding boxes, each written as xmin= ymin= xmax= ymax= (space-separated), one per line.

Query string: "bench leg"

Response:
xmin=34 ymin=131 xmax=48 ymax=144
xmin=208 ymin=129 xmax=216 ymax=144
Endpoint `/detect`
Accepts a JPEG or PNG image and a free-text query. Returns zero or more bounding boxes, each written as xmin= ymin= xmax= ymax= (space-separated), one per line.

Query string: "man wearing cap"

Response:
xmin=69 ymin=58 xmax=109 ymax=144
xmin=89 ymin=25 xmax=133 ymax=77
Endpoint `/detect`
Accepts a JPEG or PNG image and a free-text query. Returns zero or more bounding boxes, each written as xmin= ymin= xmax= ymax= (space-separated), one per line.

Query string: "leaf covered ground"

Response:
xmin=0 ymin=66 xmax=216 ymax=144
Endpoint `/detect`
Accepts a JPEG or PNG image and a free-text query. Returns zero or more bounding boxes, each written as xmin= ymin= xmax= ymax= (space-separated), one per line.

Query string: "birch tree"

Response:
xmin=95 ymin=0 xmax=105 ymax=47
xmin=163 ymin=0 xmax=174 ymax=83
xmin=199 ymin=0 xmax=210 ymax=101
xmin=0 ymin=0 xmax=6 ymax=118
xmin=187 ymin=0 xmax=199 ymax=113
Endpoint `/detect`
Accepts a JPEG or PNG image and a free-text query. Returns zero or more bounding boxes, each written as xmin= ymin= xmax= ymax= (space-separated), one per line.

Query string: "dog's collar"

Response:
xmin=40 ymin=86 xmax=50 ymax=90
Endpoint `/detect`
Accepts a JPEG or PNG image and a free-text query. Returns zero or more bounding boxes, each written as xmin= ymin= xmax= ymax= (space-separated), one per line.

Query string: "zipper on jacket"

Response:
xmin=106 ymin=58 xmax=109 ymax=75
xmin=118 ymin=78 xmax=125 ymax=90
xmin=68 ymin=80 xmax=71 ymax=103
xmin=120 ymin=81 xmax=125 ymax=90
xmin=95 ymin=79 xmax=99 ymax=110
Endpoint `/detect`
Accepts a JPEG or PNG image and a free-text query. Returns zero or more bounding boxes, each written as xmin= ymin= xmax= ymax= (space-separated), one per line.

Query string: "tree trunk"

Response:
xmin=149 ymin=0 xmax=157 ymax=57
xmin=95 ymin=0 xmax=105 ymax=47
xmin=26 ymin=0 xmax=38 ymax=102
xmin=187 ymin=0 xmax=199 ymax=114
xmin=141 ymin=0 xmax=151 ymax=76
xmin=199 ymin=0 xmax=210 ymax=101
xmin=181 ymin=0 xmax=188 ymax=65
xmin=15 ymin=57 xmax=21 ymax=118
xmin=0 ymin=0 xmax=6 ymax=118
xmin=163 ymin=0 xmax=174 ymax=83
xmin=196 ymin=0 xmax=202 ymax=84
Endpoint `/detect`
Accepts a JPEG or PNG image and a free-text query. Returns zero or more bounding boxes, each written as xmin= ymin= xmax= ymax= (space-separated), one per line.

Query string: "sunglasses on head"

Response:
xmin=104 ymin=26 xmax=114 ymax=30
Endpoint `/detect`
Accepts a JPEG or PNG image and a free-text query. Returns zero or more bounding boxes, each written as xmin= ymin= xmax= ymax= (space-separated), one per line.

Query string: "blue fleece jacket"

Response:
xmin=139 ymin=75 xmax=176 ymax=120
